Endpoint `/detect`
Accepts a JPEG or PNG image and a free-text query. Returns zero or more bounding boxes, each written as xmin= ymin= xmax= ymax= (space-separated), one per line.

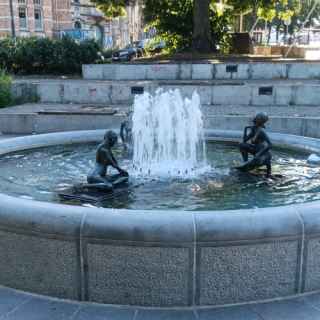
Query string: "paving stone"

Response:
xmin=1 ymin=287 xmax=320 ymax=320
xmin=0 ymin=287 xmax=30 ymax=317
xmin=4 ymin=297 xmax=79 ymax=320
xmin=197 ymin=305 xmax=261 ymax=320
xmin=73 ymin=304 xmax=135 ymax=320
xmin=135 ymin=309 xmax=196 ymax=320
xmin=302 ymin=293 xmax=320 ymax=310
xmin=251 ymin=298 xmax=320 ymax=320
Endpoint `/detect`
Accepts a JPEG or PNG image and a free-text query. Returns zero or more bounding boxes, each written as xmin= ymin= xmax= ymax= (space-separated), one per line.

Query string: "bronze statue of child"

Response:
xmin=87 ymin=130 xmax=129 ymax=191
xmin=120 ymin=111 xmax=133 ymax=156
xmin=237 ymin=112 xmax=272 ymax=176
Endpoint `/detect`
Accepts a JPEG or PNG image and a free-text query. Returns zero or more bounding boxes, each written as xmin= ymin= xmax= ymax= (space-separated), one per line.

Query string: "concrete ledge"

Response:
xmin=0 ymin=130 xmax=320 ymax=307
xmin=205 ymin=116 xmax=320 ymax=139
xmin=83 ymin=62 xmax=320 ymax=81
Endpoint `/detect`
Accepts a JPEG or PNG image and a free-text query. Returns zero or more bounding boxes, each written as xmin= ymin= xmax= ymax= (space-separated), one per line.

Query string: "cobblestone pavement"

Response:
xmin=1 ymin=286 xmax=320 ymax=320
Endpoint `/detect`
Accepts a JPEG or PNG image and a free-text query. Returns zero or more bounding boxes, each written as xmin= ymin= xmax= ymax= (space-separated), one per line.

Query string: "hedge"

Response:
xmin=0 ymin=36 xmax=101 ymax=75
xmin=0 ymin=70 xmax=12 ymax=108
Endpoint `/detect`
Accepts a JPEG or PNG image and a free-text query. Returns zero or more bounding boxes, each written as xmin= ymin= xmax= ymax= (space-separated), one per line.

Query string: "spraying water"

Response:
xmin=132 ymin=89 xmax=207 ymax=178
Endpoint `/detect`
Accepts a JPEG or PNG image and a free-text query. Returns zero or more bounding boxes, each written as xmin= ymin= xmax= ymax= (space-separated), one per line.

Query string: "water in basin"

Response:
xmin=0 ymin=142 xmax=319 ymax=211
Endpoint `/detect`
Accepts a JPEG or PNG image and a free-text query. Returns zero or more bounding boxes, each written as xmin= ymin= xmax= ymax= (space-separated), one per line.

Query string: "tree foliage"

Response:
xmin=90 ymin=0 xmax=134 ymax=17
xmin=0 ymin=37 xmax=100 ymax=75
xmin=245 ymin=0 xmax=320 ymax=43
xmin=286 ymin=0 xmax=320 ymax=34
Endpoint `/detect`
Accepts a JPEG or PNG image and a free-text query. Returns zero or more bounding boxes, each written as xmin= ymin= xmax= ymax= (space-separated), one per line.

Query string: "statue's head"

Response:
xmin=253 ymin=112 xmax=269 ymax=127
xmin=104 ymin=130 xmax=118 ymax=147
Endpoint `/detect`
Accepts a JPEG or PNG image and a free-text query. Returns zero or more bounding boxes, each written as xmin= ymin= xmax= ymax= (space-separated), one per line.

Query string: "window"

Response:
xmin=19 ymin=7 xmax=27 ymax=30
xmin=34 ymin=8 xmax=43 ymax=30
xmin=33 ymin=0 xmax=41 ymax=5
xmin=74 ymin=6 xmax=80 ymax=18
xmin=18 ymin=0 xmax=26 ymax=4
xmin=74 ymin=21 xmax=82 ymax=29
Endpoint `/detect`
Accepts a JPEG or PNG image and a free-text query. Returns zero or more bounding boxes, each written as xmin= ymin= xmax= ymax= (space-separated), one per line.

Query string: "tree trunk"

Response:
xmin=192 ymin=0 xmax=214 ymax=53
xmin=267 ymin=23 xmax=272 ymax=44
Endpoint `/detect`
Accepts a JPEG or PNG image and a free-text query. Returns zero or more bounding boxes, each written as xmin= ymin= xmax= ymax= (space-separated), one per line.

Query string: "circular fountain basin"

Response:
xmin=0 ymin=130 xmax=320 ymax=308
xmin=1 ymin=138 xmax=319 ymax=211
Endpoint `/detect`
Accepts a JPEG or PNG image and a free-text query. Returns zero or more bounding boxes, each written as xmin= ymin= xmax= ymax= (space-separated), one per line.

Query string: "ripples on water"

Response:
xmin=0 ymin=142 xmax=319 ymax=211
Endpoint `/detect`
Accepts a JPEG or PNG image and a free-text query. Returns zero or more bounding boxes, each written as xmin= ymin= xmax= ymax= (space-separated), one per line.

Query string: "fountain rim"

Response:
xmin=2 ymin=129 xmax=320 ymax=307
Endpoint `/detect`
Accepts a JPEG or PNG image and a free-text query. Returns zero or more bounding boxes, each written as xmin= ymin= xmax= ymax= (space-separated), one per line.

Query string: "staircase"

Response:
xmin=3 ymin=62 xmax=320 ymax=136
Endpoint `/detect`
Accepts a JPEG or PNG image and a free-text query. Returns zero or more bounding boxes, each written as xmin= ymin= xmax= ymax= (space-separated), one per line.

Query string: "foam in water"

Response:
xmin=132 ymin=89 xmax=208 ymax=178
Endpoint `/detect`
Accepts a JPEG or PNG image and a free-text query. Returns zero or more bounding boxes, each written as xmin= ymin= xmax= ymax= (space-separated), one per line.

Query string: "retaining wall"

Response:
xmin=0 ymin=130 xmax=320 ymax=307
xmin=12 ymin=80 xmax=320 ymax=107
xmin=82 ymin=63 xmax=320 ymax=81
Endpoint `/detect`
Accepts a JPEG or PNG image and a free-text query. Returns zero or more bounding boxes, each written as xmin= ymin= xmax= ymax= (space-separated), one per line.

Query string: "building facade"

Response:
xmin=1 ymin=0 xmax=143 ymax=48
xmin=1 ymin=0 xmax=55 ymax=38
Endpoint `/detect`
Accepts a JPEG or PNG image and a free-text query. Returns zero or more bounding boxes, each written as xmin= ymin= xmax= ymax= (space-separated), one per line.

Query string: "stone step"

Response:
xmin=0 ymin=103 xmax=127 ymax=134
xmin=1 ymin=285 xmax=320 ymax=320
xmin=12 ymin=78 xmax=320 ymax=106
xmin=83 ymin=62 xmax=320 ymax=81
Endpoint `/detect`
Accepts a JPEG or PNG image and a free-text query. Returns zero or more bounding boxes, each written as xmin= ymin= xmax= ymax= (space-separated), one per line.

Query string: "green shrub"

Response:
xmin=0 ymin=70 xmax=12 ymax=108
xmin=0 ymin=36 xmax=101 ymax=75
xmin=0 ymin=38 xmax=16 ymax=72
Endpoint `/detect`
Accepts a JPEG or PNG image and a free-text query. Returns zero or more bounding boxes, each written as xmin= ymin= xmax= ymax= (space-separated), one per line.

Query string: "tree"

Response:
xmin=287 ymin=0 xmax=320 ymax=35
xmin=93 ymin=0 xmax=222 ymax=52
xmin=144 ymin=0 xmax=282 ymax=52
xmin=93 ymin=0 xmax=297 ymax=53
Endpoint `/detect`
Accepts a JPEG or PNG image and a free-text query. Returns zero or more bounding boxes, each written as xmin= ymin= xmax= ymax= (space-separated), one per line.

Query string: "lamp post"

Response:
xmin=9 ymin=0 xmax=16 ymax=38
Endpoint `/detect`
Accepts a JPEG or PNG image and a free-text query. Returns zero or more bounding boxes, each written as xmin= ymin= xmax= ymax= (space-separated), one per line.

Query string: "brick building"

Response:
xmin=1 ymin=0 xmax=143 ymax=48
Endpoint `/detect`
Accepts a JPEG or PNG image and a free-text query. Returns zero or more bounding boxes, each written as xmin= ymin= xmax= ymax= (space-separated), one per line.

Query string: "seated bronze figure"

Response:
xmin=237 ymin=113 xmax=272 ymax=176
xmin=87 ymin=130 xmax=129 ymax=191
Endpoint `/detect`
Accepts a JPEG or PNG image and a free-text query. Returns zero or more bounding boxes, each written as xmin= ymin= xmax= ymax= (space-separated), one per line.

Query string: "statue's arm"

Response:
xmin=255 ymin=130 xmax=272 ymax=158
xmin=108 ymin=150 xmax=128 ymax=175
xmin=243 ymin=126 xmax=254 ymax=143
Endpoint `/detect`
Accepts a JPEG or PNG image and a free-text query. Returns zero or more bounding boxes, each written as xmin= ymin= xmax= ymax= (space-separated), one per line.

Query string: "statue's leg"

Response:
xmin=239 ymin=143 xmax=255 ymax=162
xmin=87 ymin=175 xmax=113 ymax=191
xmin=266 ymin=162 xmax=272 ymax=177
